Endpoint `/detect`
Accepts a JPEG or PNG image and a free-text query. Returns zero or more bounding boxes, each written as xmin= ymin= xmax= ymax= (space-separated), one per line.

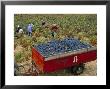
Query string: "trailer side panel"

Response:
xmin=43 ymin=50 xmax=96 ymax=73
xmin=32 ymin=48 xmax=44 ymax=73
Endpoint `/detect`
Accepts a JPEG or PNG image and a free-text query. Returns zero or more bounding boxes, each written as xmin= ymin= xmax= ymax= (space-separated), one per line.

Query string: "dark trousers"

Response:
xmin=28 ymin=32 xmax=32 ymax=36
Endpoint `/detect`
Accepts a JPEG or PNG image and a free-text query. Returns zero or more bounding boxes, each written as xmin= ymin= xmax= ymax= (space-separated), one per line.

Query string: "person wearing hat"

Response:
xmin=16 ymin=25 xmax=22 ymax=33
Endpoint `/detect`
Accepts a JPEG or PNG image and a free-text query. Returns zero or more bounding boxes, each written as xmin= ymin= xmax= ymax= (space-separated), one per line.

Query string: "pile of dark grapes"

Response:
xmin=35 ymin=38 xmax=92 ymax=57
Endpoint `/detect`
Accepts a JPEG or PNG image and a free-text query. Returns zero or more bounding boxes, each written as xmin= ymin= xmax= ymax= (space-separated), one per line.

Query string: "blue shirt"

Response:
xmin=27 ymin=24 xmax=32 ymax=33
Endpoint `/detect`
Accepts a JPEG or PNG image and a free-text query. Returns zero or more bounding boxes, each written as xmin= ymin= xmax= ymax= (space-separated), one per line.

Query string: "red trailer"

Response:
xmin=32 ymin=38 xmax=97 ymax=75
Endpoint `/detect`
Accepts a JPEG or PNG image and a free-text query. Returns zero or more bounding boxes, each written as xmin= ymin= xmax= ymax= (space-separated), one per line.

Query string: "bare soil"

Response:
xmin=80 ymin=60 xmax=97 ymax=76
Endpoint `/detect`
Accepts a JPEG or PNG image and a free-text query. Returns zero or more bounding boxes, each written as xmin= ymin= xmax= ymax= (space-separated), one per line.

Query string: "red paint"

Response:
xmin=32 ymin=47 xmax=97 ymax=73
xmin=44 ymin=50 xmax=96 ymax=73
xmin=32 ymin=48 xmax=44 ymax=72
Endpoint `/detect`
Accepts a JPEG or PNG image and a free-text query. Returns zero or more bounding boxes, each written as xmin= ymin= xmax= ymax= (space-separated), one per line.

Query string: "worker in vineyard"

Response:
xmin=42 ymin=20 xmax=51 ymax=28
xmin=15 ymin=25 xmax=24 ymax=38
xmin=51 ymin=24 xmax=59 ymax=37
xmin=41 ymin=20 xmax=49 ymax=30
xmin=18 ymin=27 xmax=24 ymax=34
xmin=41 ymin=20 xmax=46 ymax=27
xmin=27 ymin=23 xmax=33 ymax=36
xmin=15 ymin=25 xmax=22 ymax=34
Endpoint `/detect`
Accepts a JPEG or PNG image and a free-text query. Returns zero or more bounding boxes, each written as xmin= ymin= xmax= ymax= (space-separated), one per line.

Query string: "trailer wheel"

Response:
xmin=71 ymin=64 xmax=85 ymax=75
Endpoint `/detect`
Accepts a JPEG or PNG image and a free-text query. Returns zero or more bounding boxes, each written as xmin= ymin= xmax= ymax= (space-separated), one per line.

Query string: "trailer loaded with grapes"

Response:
xmin=31 ymin=38 xmax=97 ymax=75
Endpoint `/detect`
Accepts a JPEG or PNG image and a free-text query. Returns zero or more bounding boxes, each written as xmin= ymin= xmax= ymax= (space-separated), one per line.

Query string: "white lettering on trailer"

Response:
xmin=73 ymin=56 xmax=78 ymax=63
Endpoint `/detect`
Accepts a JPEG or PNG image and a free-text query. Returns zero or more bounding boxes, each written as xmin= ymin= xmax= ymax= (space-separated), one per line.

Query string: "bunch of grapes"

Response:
xmin=35 ymin=38 xmax=92 ymax=57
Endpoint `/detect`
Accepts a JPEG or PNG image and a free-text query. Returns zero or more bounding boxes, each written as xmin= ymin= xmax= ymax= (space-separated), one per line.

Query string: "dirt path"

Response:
xmin=14 ymin=45 xmax=24 ymax=54
xmin=80 ymin=60 xmax=97 ymax=76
